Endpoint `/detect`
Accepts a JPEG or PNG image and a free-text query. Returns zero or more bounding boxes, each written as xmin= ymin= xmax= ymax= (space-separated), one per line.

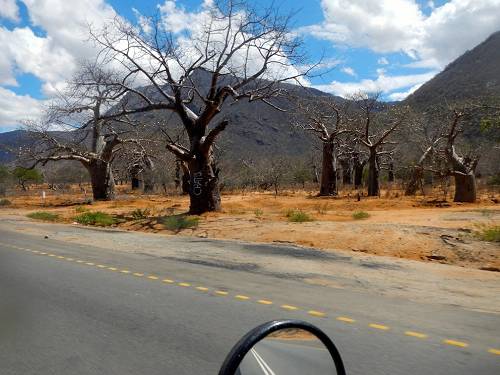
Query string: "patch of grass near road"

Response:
xmin=131 ymin=208 xmax=151 ymax=220
xmin=285 ymin=209 xmax=314 ymax=222
xmin=352 ymin=211 xmax=370 ymax=220
xmin=0 ymin=198 xmax=11 ymax=206
xmin=474 ymin=224 xmax=500 ymax=242
xmin=74 ymin=211 xmax=115 ymax=226
xmin=27 ymin=211 xmax=59 ymax=221
xmin=162 ymin=215 xmax=200 ymax=232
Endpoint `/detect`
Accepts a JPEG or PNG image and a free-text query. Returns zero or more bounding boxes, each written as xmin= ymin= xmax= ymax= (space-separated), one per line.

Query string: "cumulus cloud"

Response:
xmin=314 ymin=70 xmax=437 ymax=98
xmin=341 ymin=66 xmax=356 ymax=76
xmin=304 ymin=0 xmax=500 ymax=69
xmin=0 ymin=87 xmax=44 ymax=126
xmin=0 ymin=0 xmax=20 ymax=22
xmin=377 ymin=57 xmax=389 ymax=65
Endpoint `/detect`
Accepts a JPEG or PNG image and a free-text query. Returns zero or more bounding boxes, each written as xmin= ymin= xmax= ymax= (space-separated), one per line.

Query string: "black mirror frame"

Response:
xmin=218 ymin=319 xmax=346 ymax=375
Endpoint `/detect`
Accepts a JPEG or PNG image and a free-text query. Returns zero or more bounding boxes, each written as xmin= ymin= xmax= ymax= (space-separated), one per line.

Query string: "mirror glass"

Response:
xmin=236 ymin=328 xmax=335 ymax=374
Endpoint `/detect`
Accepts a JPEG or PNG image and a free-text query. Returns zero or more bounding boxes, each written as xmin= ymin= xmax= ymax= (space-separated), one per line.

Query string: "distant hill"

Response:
xmin=405 ymin=31 xmax=500 ymax=108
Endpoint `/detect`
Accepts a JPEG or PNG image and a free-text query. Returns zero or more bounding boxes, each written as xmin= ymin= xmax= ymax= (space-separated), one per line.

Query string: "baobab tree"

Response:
xmin=293 ymin=96 xmax=351 ymax=196
xmin=25 ymin=63 xmax=147 ymax=200
xmin=352 ymin=93 xmax=408 ymax=196
xmin=91 ymin=0 xmax=314 ymax=213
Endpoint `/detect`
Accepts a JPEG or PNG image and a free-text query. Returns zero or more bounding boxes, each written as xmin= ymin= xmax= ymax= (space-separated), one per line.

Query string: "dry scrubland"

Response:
xmin=1 ymin=185 xmax=499 ymax=272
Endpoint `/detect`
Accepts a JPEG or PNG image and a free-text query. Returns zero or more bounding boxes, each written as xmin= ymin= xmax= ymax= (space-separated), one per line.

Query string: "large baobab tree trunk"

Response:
xmin=353 ymin=155 xmax=365 ymax=189
xmin=453 ymin=172 xmax=476 ymax=203
xmin=86 ymin=160 xmax=116 ymax=200
xmin=319 ymin=142 xmax=337 ymax=196
xmin=405 ymin=167 xmax=423 ymax=196
xmin=367 ymin=149 xmax=379 ymax=197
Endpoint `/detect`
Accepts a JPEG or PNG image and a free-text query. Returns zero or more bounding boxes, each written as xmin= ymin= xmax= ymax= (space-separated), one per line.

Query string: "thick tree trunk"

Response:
xmin=187 ymin=148 xmax=221 ymax=214
xmin=453 ymin=172 xmax=476 ymax=202
xmin=87 ymin=160 xmax=115 ymax=200
xmin=405 ymin=167 xmax=423 ymax=196
xmin=367 ymin=149 xmax=379 ymax=197
xmin=353 ymin=156 xmax=365 ymax=189
xmin=319 ymin=142 xmax=337 ymax=196
xmin=340 ymin=159 xmax=352 ymax=185
xmin=388 ymin=162 xmax=394 ymax=183
xmin=181 ymin=162 xmax=190 ymax=195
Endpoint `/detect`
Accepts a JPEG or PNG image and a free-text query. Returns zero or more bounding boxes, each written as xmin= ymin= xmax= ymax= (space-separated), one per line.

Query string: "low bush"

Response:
xmin=27 ymin=211 xmax=59 ymax=221
xmin=131 ymin=208 xmax=151 ymax=220
xmin=254 ymin=208 xmax=264 ymax=218
xmin=474 ymin=225 xmax=500 ymax=242
xmin=287 ymin=209 xmax=314 ymax=222
xmin=352 ymin=211 xmax=370 ymax=220
xmin=0 ymin=198 xmax=11 ymax=206
xmin=162 ymin=215 xmax=200 ymax=232
xmin=74 ymin=211 xmax=115 ymax=226
xmin=74 ymin=205 xmax=89 ymax=213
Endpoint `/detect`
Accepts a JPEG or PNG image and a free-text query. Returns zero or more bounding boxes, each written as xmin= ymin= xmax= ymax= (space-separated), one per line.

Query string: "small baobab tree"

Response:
xmin=352 ymin=93 xmax=408 ymax=196
xmin=293 ymin=96 xmax=351 ymax=196
xmin=92 ymin=0 xmax=315 ymax=213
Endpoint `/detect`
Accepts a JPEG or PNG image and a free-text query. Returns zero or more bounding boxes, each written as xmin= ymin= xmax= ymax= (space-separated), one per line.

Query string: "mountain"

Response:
xmin=405 ymin=31 xmax=500 ymax=108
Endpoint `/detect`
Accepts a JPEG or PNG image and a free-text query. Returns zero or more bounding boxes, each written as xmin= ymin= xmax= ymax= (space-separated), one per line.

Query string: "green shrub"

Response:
xmin=27 ymin=211 xmax=59 ymax=221
xmin=287 ymin=209 xmax=314 ymax=222
xmin=254 ymin=209 xmax=264 ymax=218
xmin=474 ymin=225 xmax=500 ymax=242
xmin=74 ymin=206 xmax=89 ymax=213
xmin=162 ymin=215 xmax=200 ymax=232
xmin=0 ymin=198 xmax=11 ymax=206
xmin=74 ymin=211 xmax=115 ymax=226
xmin=352 ymin=211 xmax=370 ymax=220
xmin=131 ymin=208 xmax=151 ymax=220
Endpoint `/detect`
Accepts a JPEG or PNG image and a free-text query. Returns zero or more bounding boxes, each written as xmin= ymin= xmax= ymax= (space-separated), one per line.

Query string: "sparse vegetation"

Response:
xmin=286 ymin=209 xmax=314 ymax=222
xmin=474 ymin=224 xmax=500 ymax=242
xmin=254 ymin=208 xmax=264 ymax=218
xmin=74 ymin=211 xmax=115 ymax=226
xmin=0 ymin=198 xmax=11 ymax=206
xmin=74 ymin=206 xmax=89 ymax=213
xmin=352 ymin=211 xmax=370 ymax=220
xmin=27 ymin=211 xmax=59 ymax=221
xmin=162 ymin=215 xmax=200 ymax=232
xmin=131 ymin=208 xmax=151 ymax=220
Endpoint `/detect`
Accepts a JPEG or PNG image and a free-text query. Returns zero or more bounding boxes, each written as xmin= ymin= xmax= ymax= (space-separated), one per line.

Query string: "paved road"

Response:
xmin=0 ymin=227 xmax=499 ymax=374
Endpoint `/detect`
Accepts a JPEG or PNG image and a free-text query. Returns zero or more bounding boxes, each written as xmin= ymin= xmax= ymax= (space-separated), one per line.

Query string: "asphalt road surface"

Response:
xmin=0 ymin=227 xmax=499 ymax=374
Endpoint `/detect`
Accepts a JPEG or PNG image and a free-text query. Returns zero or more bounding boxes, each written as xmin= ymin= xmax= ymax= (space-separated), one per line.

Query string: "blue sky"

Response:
xmin=1 ymin=0 xmax=500 ymax=132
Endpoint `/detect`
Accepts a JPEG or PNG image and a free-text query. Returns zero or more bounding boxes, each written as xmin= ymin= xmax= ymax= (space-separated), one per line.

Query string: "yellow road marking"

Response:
xmin=147 ymin=275 xmax=159 ymax=280
xmin=48 ymin=254 xmax=56 ymax=257
xmin=215 ymin=290 xmax=229 ymax=296
xmin=97 ymin=265 xmax=107 ymax=268
xmin=308 ymin=310 xmax=326 ymax=318
xmin=133 ymin=273 xmax=144 ymax=277
xmin=108 ymin=267 xmax=118 ymax=271
xmin=178 ymin=282 xmax=191 ymax=287
xmin=162 ymin=278 xmax=174 ymax=283
xmin=405 ymin=331 xmax=427 ymax=339
xmin=85 ymin=262 xmax=95 ymax=266
xmin=76 ymin=260 xmax=84 ymax=263
xmin=337 ymin=316 xmax=355 ymax=323
xmin=66 ymin=258 xmax=74 ymax=261
xmin=196 ymin=286 xmax=209 ymax=291
xmin=32 ymin=250 xmax=40 ymax=253
xmin=443 ymin=339 xmax=468 ymax=348
xmin=120 ymin=270 xmax=130 ymax=274
xmin=258 ymin=299 xmax=273 ymax=305
xmin=235 ymin=295 xmax=250 ymax=300
xmin=488 ymin=348 xmax=500 ymax=355
xmin=40 ymin=252 xmax=47 ymax=255
xmin=369 ymin=323 xmax=389 ymax=330
xmin=281 ymin=304 xmax=298 ymax=311
xmin=57 ymin=256 xmax=65 ymax=259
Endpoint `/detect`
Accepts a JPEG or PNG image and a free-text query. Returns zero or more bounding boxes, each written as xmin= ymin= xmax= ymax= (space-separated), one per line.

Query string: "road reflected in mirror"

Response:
xmin=237 ymin=328 xmax=335 ymax=374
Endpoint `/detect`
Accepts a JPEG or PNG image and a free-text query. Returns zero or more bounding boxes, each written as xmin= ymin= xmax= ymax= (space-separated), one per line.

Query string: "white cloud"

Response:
xmin=0 ymin=0 xmax=20 ymax=22
xmin=304 ymin=0 xmax=500 ymax=69
xmin=341 ymin=66 xmax=356 ymax=76
xmin=314 ymin=70 xmax=437 ymax=98
xmin=387 ymin=83 xmax=424 ymax=101
xmin=0 ymin=87 xmax=44 ymax=128
xmin=377 ymin=57 xmax=389 ymax=65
